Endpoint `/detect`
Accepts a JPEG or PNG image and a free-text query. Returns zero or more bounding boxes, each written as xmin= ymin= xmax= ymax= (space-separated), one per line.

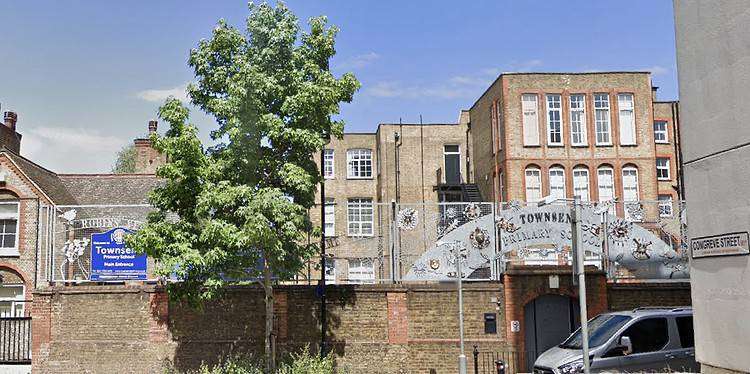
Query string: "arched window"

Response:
xmin=548 ymin=166 xmax=566 ymax=201
xmin=622 ymin=166 xmax=640 ymax=202
xmin=597 ymin=166 xmax=615 ymax=215
xmin=622 ymin=166 xmax=640 ymax=220
xmin=525 ymin=166 xmax=542 ymax=203
xmin=0 ymin=193 xmax=19 ymax=256
xmin=573 ymin=167 xmax=590 ymax=202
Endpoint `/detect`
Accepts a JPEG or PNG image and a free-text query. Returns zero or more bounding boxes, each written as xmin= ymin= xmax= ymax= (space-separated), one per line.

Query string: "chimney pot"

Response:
xmin=4 ymin=112 xmax=18 ymax=131
xmin=148 ymin=120 xmax=158 ymax=134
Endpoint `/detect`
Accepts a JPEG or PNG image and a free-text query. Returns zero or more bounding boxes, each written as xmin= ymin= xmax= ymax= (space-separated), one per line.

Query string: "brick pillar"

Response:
xmin=31 ymin=291 xmax=53 ymax=370
xmin=387 ymin=291 xmax=408 ymax=344
xmin=148 ymin=289 xmax=170 ymax=343
xmin=274 ymin=291 xmax=288 ymax=343
xmin=503 ymin=273 xmax=525 ymax=370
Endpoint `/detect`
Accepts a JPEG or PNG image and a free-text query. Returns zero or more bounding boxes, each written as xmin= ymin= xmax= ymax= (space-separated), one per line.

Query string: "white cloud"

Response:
xmin=644 ymin=65 xmax=669 ymax=75
xmin=366 ymin=59 xmax=544 ymax=100
xmin=339 ymin=52 xmax=380 ymax=69
xmin=135 ymin=83 xmax=190 ymax=103
xmin=22 ymin=126 xmax=128 ymax=173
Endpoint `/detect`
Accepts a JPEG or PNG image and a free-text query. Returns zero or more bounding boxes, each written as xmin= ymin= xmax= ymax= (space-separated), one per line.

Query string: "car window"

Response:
xmin=621 ymin=317 xmax=669 ymax=354
xmin=676 ymin=316 xmax=695 ymax=348
xmin=560 ymin=314 xmax=631 ymax=349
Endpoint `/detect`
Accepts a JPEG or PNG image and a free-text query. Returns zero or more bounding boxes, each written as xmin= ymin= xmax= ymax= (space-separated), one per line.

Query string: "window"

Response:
xmin=618 ymin=93 xmax=636 ymax=145
xmin=549 ymin=167 xmax=566 ymax=201
xmin=658 ymin=195 xmax=673 ymax=217
xmin=622 ymin=166 xmax=640 ymax=220
xmin=324 ymin=258 xmax=336 ymax=284
xmin=676 ymin=316 xmax=695 ymax=348
xmin=573 ymin=167 xmax=590 ymax=202
xmin=546 ymin=94 xmax=563 ymax=145
xmin=347 ymin=149 xmax=373 ymax=178
xmin=620 ymin=318 xmax=669 ymax=354
xmin=594 ymin=93 xmax=611 ymax=145
xmin=656 ymin=158 xmax=671 ymax=180
xmin=654 ymin=121 xmax=668 ymax=143
xmin=443 ymin=145 xmax=461 ymax=184
xmin=496 ymin=104 xmax=503 ymax=151
xmin=348 ymin=258 xmax=375 ymax=284
xmin=323 ymin=149 xmax=334 ymax=178
xmin=0 ymin=201 xmax=19 ymax=256
xmin=0 ymin=285 xmax=24 ymax=317
xmin=347 ymin=198 xmax=373 ymax=236
xmin=597 ymin=167 xmax=616 ymax=215
xmin=522 ymin=94 xmax=540 ymax=146
xmin=324 ymin=198 xmax=335 ymax=237
xmin=525 ymin=167 xmax=542 ymax=203
xmin=570 ymin=94 xmax=587 ymax=146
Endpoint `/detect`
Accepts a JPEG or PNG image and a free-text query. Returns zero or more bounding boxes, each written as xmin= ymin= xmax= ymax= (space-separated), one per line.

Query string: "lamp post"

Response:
xmin=450 ymin=241 xmax=468 ymax=374
xmin=571 ymin=196 xmax=590 ymax=374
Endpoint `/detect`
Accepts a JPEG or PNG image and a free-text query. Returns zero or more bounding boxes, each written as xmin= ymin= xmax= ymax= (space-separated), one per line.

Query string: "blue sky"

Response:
xmin=0 ymin=1 xmax=678 ymax=173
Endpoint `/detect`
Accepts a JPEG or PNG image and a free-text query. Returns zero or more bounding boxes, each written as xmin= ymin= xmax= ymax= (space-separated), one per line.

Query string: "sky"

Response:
xmin=0 ymin=1 xmax=678 ymax=173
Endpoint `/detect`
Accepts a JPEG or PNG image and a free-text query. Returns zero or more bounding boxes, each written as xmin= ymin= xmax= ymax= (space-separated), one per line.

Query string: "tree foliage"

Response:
xmin=112 ymin=144 xmax=136 ymax=173
xmin=128 ymin=6 xmax=358 ymax=369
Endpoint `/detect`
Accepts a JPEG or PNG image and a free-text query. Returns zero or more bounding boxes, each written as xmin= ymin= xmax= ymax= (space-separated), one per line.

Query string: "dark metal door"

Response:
xmin=524 ymin=294 xmax=579 ymax=370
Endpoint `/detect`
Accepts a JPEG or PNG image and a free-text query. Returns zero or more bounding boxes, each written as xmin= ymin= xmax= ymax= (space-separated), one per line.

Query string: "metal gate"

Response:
xmin=0 ymin=317 xmax=31 ymax=364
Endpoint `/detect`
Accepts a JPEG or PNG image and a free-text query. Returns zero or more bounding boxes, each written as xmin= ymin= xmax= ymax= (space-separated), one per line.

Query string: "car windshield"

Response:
xmin=559 ymin=314 xmax=632 ymax=349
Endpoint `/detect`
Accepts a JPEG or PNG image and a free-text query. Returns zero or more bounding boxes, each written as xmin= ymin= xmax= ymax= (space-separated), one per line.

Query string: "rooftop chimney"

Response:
xmin=651 ymin=86 xmax=659 ymax=102
xmin=4 ymin=112 xmax=17 ymax=131
xmin=148 ymin=120 xmax=158 ymax=134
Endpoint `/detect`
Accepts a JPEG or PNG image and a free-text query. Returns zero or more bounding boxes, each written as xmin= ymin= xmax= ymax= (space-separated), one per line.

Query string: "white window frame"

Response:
xmin=347 ymin=258 xmax=375 ymax=284
xmin=549 ymin=167 xmax=566 ymax=201
xmin=323 ymin=149 xmax=335 ymax=179
xmin=0 ymin=201 xmax=20 ymax=257
xmin=522 ymin=94 xmax=540 ymax=146
xmin=0 ymin=284 xmax=25 ymax=317
xmin=658 ymin=195 xmax=674 ymax=217
xmin=324 ymin=258 xmax=336 ymax=284
xmin=573 ymin=167 xmax=590 ymax=202
xmin=525 ymin=167 xmax=542 ymax=203
xmin=546 ymin=94 xmax=563 ymax=146
xmin=346 ymin=149 xmax=373 ymax=179
xmin=654 ymin=121 xmax=668 ymax=143
xmin=594 ymin=93 xmax=612 ymax=145
xmin=622 ymin=166 xmax=640 ymax=203
xmin=656 ymin=158 xmax=671 ymax=180
xmin=597 ymin=167 xmax=616 ymax=215
xmin=569 ymin=94 xmax=588 ymax=146
xmin=347 ymin=198 xmax=374 ymax=237
xmin=618 ymin=93 xmax=636 ymax=145
xmin=324 ymin=198 xmax=335 ymax=237
xmin=443 ymin=144 xmax=461 ymax=183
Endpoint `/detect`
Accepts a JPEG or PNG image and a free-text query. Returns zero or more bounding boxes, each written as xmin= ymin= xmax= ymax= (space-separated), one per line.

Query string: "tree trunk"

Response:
xmin=264 ymin=259 xmax=276 ymax=373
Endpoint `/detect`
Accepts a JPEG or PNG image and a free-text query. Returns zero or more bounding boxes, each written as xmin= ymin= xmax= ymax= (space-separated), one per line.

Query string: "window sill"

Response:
xmin=571 ymin=144 xmax=589 ymax=148
xmin=324 ymin=176 xmax=336 ymax=180
xmin=620 ymin=144 xmax=638 ymax=147
xmin=346 ymin=176 xmax=374 ymax=180
xmin=0 ymin=249 xmax=20 ymax=257
xmin=657 ymin=178 xmax=671 ymax=182
xmin=655 ymin=141 xmax=670 ymax=145
xmin=547 ymin=144 xmax=564 ymax=148
xmin=595 ymin=143 xmax=614 ymax=147
xmin=347 ymin=234 xmax=374 ymax=238
xmin=523 ymin=144 xmax=541 ymax=148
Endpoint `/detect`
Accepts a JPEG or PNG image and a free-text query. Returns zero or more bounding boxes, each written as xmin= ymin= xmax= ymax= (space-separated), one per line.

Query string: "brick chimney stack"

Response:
xmin=4 ymin=111 xmax=17 ymax=131
xmin=148 ymin=120 xmax=158 ymax=135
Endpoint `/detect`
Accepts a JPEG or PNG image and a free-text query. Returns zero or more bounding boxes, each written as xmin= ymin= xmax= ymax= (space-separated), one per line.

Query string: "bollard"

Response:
xmin=494 ymin=359 xmax=505 ymax=374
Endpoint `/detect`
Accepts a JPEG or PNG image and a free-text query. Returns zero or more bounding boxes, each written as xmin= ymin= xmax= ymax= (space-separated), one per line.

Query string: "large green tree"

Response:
xmin=112 ymin=144 xmax=136 ymax=173
xmin=128 ymin=2 xmax=359 ymax=372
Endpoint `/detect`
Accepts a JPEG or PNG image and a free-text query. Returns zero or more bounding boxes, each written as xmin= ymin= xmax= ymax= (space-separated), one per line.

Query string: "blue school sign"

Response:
xmin=90 ymin=227 xmax=147 ymax=280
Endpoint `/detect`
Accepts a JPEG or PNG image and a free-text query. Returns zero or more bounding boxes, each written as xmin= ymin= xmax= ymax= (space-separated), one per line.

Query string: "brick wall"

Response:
xmin=607 ymin=282 xmax=691 ymax=311
xmin=32 ymin=283 xmax=506 ymax=374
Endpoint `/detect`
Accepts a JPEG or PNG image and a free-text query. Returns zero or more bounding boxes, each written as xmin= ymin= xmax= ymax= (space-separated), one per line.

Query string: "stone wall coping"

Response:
xmin=504 ymin=264 xmax=605 ymax=276
xmin=32 ymin=282 xmax=503 ymax=296
xmin=607 ymin=281 xmax=691 ymax=290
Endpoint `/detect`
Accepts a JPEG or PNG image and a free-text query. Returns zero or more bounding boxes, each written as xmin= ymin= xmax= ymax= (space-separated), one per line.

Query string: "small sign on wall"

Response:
xmin=510 ymin=320 xmax=520 ymax=333
xmin=549 ymin=275 xmax=559 ymax=289
xmin=691 ymin=232 xmax=750 ymax=258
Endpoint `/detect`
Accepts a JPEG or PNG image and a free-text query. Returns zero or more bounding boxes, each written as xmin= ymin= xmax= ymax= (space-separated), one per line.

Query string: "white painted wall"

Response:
xmin=674 ymin=1 xmax=750 ymax=372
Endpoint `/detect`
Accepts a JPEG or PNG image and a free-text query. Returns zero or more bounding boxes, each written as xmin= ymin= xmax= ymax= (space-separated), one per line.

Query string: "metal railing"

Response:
xmin=472 ymin=346 xmax=520 ymax=374
xmin=0 ymin=317 xmax=31 ymax=364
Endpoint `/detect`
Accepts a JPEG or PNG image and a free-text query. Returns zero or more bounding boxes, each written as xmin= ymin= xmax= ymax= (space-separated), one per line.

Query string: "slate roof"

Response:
xmin=0 ymin=148 xmax=160 ymax=206
xmin=59 ymin=174 xmax=162 ymax=205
